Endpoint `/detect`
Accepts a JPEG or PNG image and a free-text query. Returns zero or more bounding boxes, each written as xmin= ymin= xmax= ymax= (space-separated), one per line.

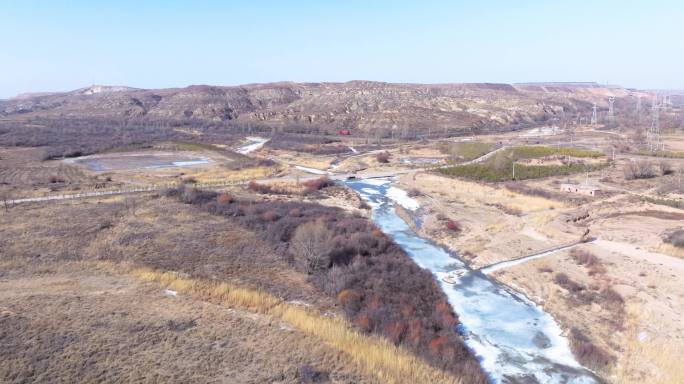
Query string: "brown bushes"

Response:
xmin=376 ymin=151 xmax=391 ymax=163
xmin=664 ymin=229 xmax=684 ymax=248
xmin=570 ymin=248 xmax=606 ymax=275
xmin=568 ymin=328 xmax=614 ymax=372
xmin=554 ymin=273 xmax=584 ymax=292
xmin=216 ymin=193 xmax=234 ymax=205
xmin=624 ymin=160 xmax=656 ymax=180
xmin=302 ymin=177 xmax=335 ymax=194
xmin=406 ymin=188 xmax=421 ymax=197
xmin=659 ymin=160 xmax=675 ymax=175
xmin=445 ymin=220 xmax=462 ymax=233
xmin=248 ymin=177 xmax=334 ymax=196
xmin=167 ymin=186 xmax=485 ymax=382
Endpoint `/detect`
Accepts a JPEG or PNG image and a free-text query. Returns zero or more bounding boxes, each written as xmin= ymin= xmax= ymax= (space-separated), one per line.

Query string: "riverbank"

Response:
xmin=390 ymin=172 xmax=684 ymax=383
xmin=347 ymin=178 xmax=599 ymax=383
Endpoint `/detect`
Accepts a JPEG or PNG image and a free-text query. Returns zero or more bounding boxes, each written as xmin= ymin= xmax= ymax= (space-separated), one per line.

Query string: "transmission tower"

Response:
xmin=591 ymin=103 xmax=598 ymax=125
xmin=607 ymin=97 xmax=615 ymax=123
xmin=647 ymin=97 xmax=663 ymax=152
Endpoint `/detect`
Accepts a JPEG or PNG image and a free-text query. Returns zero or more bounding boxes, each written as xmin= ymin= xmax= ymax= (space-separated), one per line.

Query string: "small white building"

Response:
xmin=560 ymin=183 xmax=601 ymax=196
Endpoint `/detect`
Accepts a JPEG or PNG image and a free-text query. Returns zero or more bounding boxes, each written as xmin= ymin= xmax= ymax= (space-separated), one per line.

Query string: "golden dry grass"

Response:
xmin=417 ymin=173 xmax=564 ymax=212
xmin=190 ymin=165 xmax=277 ymax=183
xmin=658 ymin=243 xmax=684 ymax=260
xmin=617 ymin=330 xmax=684 ymax=384
xmin=129 ymin=267 xmax=464 ymax=384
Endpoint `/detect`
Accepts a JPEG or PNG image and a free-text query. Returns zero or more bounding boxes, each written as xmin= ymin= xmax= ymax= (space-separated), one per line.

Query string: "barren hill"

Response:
xmin=0 ymin=81 xmax=635 ymax=135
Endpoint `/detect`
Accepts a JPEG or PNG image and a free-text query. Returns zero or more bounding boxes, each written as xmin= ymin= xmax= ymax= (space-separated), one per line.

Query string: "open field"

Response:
xmin=0 ymin=263 xmax=373 ymax=384
xmin=493 ymin=243 xmax=684 ymax=384
xmin=0 ymin=183 xmax=484 ymax=383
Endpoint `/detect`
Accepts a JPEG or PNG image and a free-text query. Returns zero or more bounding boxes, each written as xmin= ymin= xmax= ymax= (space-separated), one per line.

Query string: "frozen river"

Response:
xmin=346 ymin=178 xmax=599 ymax=384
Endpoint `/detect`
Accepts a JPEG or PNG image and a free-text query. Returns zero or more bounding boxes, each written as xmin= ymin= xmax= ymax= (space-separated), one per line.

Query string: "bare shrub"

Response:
xmin=406 ymin=188 xmax=421 ymax=197
xmin=302 ymin=176 xmax=334 ymax=194
xmin=659 ymin=160 xmax=675 ymax=175
xmin=599 ymin=287 xmax=624 ymax=310
xmin=537 ymin=266 xmax=553 ymax=273
xmin=297 ymin=365 xmax=330 ymax=384
xmin=167 ymin=186 xmax=486 ymax=381
xmin=216 ymin=193 xmax=234 ymax=205
xmin=568 ymin=327 xmax=614 ymax=371
xmin=324 ymin=265 xmax=349 ymax=295
xmin=290 ymin=220 xmax=335 ymax=273
xmin=624 ymin=160 xmax=656 ymax=180
xmin=376 ymin=151 xmax=391 ymax=163
xmin=664 ymin=229 xmax=684 ymax=248
xmin=445 ymin=220 xmax=461 ymax=233
xmin=569 ymin=249 xmax=602 ymax=271
xmin=261 ymin=210 xmax=279 ymax=222
xmin=554 ymin=273 xmax=584 ymax=292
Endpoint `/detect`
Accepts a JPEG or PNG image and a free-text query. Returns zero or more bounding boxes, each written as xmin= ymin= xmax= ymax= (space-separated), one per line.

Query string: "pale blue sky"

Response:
xmin=1 ymin=0 xmax=682 ymax=98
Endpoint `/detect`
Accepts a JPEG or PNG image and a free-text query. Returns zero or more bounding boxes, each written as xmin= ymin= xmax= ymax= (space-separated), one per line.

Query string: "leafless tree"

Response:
xmin=624 ymin=160 xmax=656 ymax=180
xmin=659 ymin=160 xmax=674 ymax=176
xmin=290 ymin=219 xmax=334 ymax=273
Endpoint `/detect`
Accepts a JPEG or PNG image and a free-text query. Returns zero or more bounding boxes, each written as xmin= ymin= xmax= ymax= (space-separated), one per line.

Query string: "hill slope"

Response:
xmin=0 ymin=81 xmax=636 ymax=135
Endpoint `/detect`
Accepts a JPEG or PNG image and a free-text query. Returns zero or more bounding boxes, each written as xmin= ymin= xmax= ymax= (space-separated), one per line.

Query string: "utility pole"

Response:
xmin=591 ymin=103 xmax=598 ymax=126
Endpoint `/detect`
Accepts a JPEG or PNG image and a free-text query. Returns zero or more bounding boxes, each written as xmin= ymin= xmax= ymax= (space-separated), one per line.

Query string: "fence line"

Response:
xmin=6 ymin=180 xmax=248 ymax=205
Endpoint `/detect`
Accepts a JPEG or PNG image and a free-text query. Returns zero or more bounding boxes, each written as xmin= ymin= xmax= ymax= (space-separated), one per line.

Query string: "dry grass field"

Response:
xmin=0 ymin=263 xmax=373 ymax=384
xmin=0 ymin=191 xmax=478 ymax=384
xmin=493 ymin=243 xmax=684 ymax=384
xmin=394 ymin=146 xmax=684 ymax=383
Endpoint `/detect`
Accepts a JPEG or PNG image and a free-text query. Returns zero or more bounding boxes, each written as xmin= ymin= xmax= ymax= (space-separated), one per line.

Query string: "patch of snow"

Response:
xmin=172 ymin=160 xmax=210 ymax=167
xmin=163 ymin=289 xmax=177 ymax=297
xmin=236 ymin=137 xmax=270 ymax=154
xmin=520 ymin=126 xmax=564 ymax=138
xmin=295 ymin=166 xmax=331 ymax=175
xmin=387 ymin=186 xmax=420 ymax=211
xmin=348 ymin=146 xmax=358 ymax=154
xmin=287 ymin=300 xmax=312 ymax=307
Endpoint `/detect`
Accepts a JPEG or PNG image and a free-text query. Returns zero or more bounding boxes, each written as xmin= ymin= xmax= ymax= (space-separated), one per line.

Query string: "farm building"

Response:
xmin=560 ymin=183 xmax=601 ymax=196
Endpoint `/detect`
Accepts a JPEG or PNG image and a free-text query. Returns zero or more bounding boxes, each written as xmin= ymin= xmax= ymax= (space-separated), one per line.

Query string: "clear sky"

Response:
xmin=1 ymin=0 xmax=682 ymax=98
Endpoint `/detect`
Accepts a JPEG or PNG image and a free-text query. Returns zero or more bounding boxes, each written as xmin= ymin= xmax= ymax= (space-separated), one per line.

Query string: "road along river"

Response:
xmin=346 ymin=178 xmax=599 ymax=384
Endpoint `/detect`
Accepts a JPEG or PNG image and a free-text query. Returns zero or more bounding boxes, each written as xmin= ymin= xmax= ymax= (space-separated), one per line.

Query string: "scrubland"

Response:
xmin=396 ymin=140 xmax=684 ymax=383
xmin=0 ymin=188 xmax=484 ymax=383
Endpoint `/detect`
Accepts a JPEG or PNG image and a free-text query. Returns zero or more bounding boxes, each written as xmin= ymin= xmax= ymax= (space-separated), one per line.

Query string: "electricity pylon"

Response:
xmin=647 ymin=97 xmax=663 ymax=152
xmin=607 ymin=97 xmax=615 ymax=123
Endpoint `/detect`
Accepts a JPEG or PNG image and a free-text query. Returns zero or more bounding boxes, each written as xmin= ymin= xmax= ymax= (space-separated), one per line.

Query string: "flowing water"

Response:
xmin=346 ymin=178 xmax=599 ymax=384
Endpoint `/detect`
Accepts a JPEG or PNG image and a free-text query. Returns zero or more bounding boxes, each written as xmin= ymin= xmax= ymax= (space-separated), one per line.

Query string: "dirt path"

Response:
xmin=593 ymin=239 xmax=684 ymax=270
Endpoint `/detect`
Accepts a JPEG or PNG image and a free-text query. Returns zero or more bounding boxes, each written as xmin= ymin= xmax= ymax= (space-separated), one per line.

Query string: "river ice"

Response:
xmin=346 ymin=178 xmax=599 ymax=384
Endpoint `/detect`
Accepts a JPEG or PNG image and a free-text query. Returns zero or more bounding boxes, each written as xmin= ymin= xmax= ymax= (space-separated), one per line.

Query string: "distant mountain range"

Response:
xmin=0 ymin=81 xmax=652 ymax=134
